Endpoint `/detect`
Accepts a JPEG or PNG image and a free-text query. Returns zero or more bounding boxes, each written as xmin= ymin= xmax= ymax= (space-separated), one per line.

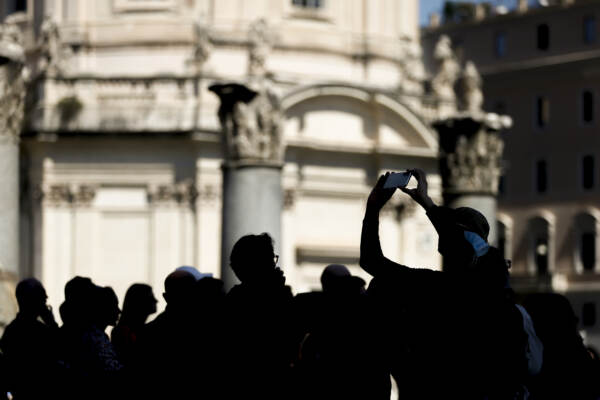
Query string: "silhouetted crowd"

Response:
xmin=1 ymin=169 xmax=599 ymax=399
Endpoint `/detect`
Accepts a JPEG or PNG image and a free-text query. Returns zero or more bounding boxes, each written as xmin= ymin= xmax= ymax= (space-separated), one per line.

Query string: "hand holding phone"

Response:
xmin=383 ymin=171 xmax=412 ymax=189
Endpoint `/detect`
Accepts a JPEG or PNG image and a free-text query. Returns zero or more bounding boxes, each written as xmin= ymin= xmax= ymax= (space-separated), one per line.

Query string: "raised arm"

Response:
xmin=360 ymin=169 xmax=438 ymax=277
xmin=360 ymin=173 xmax=407 ymax=276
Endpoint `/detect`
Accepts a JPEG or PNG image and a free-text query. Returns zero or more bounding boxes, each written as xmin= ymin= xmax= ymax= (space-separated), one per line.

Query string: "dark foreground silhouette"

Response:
xmin=1 ymin=169 xmax=599 ymax=400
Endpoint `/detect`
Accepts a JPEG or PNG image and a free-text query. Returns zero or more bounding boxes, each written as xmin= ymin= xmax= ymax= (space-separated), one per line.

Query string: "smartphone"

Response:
xmin=383 ymin=171 xmax=412 ymax=189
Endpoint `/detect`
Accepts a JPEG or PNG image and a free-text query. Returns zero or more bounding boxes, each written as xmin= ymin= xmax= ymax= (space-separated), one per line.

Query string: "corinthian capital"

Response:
xmin=209 ymin=82 xmax=284 ymax=165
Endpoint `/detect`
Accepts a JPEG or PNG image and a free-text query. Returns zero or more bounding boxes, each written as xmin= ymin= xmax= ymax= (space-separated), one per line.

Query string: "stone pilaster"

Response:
xmin=0 ymin=20 xmax=27 ymax=331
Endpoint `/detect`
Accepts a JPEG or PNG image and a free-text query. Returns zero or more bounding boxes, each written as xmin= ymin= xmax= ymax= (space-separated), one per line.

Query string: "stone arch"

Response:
xmin=527 ymin=212 xmax=555 ymax=276
xmin=281 ymin=84 xmax=437 ymax=155
xmin=497 ymin=212 xmax=513 ymax=261
xmin=573 ymin=209 xmax=600 ymax=273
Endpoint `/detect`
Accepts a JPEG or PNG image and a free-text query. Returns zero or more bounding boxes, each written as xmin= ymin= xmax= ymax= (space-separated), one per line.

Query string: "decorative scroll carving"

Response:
xmin=37 ymin=184 xmax=97 ymax=207
xmin=38 ymin=17 xmax=72 ymax=77
xmin=458 ymin=61 xmax=483 ymax=114
xmin=435 ymin=117 xmax=508 ymax=195
xmin=209 ymin=82 xmax=284 ymax=164
xmin=148 ymin=181 xmax=199 ymax=207
xmin=41 ymin=184 xmax=72 ymax=207
xmin=0 ymin=19 xmax=27 ymax=145
xmin=147 ymin=185 xmax=176 ymax=205
xmin=248 ymin=19 xmax=273 ymax=78
xmin=72 ymin=185 xmax=96 ymax=207
xmin=175 ymin=180 xmax=199 ymax=207
xmin=432 ymin=35 xmax=460 ymax=103
xmin=198 ymin=184 xmax=220 ymax=206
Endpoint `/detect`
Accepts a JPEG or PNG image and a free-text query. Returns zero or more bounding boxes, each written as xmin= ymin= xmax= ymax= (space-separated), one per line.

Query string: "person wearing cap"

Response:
xmin=360 ymin=168 xmax=533 ymax=399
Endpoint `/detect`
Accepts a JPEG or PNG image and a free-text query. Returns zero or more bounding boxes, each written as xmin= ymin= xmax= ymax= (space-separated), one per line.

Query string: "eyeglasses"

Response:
xmin=274 ymin=254 xmax=279 ymax=265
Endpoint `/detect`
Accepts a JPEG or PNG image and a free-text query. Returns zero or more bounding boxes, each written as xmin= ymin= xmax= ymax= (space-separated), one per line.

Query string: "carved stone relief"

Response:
xmin=0 ymin=20 xmax=27 ymax=145
xmin=198 ymin=184 xmax=220 ymax=207
xmin=437 ymin=120 xmax=505 ymax=195
xmin=191 ymin=21 xmax=212 ymax=71
xmin=38 ymin=17 xmax=72 ymax=77
xmin=148 ymin=182 xmax=199 ymax=208
xmin=39 ymin=184 xmax=73 ymax=207
xmin=248 ymin=19 xmax=273 ymax=78
xmin=72 ymin=185 xmax=97 ymax=207
xmin=398 ymin=37 xmax=425 ymax=96
xmin=209 ymin=82 xmax=284 ymax=164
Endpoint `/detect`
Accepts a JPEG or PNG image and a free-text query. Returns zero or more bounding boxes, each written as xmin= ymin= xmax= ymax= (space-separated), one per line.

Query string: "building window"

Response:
xmin=583 ymin=302 xmax=596 ymax=327
xmin=583 ymin=155 xmax=595 ymax=190
xmin=292 ymin=0 xmax=324 ymax=8
xmin=536 ymin=96 xmax=549 ymax=128
xmin=537 ymin=23 xmax=550 ymax=51
xmin=494 ymin=32 xmax=506 ymax=58
xmin=583 ymin=90 xmax=594 ymax=123
xmin=536 ymin=160 xmax=547 ymax=194
xmin=584 ymin=16 xmax=596 ymax=44
xmin=529 ymin=217 xmax=551 ymax=275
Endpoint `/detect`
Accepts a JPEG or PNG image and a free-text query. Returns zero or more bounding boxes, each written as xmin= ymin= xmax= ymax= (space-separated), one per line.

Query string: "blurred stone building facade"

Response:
xmin=423 ymin=0 xmax=600 ymax=348
xmin=0 ymin=0 xmax=461 ymax=318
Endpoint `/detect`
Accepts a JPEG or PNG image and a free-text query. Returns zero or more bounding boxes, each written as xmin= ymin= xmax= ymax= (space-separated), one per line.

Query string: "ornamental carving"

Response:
xmin=435 ymin=118 xmax=506 ymax=195
xmin=192 ymin=21 xmax=212 ymax=70
xmin=198 ymin=184 xmax=220 ymax=206
xmin=175 ymin=180 xmax=199 ymax=207
xmin=398 ymin=37 xmax=425 ymax=96
xmin=147 ymin=185 xmax=176 ymax=205
xmin=72 ymin=185 xmax=97 ymax=207
xmin=38 ymin=17 xmax=72 ymax=77
xmin=209 ymin=82 xmax=284 ymax=164
xmin=0 ymin=20 xmax=26 ymax=145
xmin=248 ymin=19 xmax=273 ymax=78
xmin=40 ymin=184 xmax=72 ymax=207
xmin=148 ymin=182 xmax=199 ymax=208
xmin=432 ymin=35 xmax=460 ymax=103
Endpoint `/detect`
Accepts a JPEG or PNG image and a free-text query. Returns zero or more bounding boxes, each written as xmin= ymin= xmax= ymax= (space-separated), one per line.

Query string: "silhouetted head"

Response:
xmin=321 ymin=264 xmax=350 ymax=292
xmin=455 ymin=207 xmax=490 ymax=242
xmin=15 ymin=278 xmax=47 ymax=316
xmin=60 ymin=276 xmax=95 ymax=325
xmin=121 ymin=283 xmax=157 ymax=324
xmin=195 ymin=277 xmax=226 ymax=305
xmin=440 ymin=207 xmax=493 ymax=273
xmin=230 ymin=233 xmax=279 ymax=284
xmin=94 ymin=286 xmax=121 ymax=328
xmin=523 ymin=293 xmax=579 ymax=344
xmin=163 ymin=270 xmax=196 ymax=309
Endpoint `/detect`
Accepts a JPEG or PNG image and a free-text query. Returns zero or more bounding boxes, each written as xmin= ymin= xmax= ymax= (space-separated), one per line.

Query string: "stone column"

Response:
xmin=434 ymin=113 xmax=511 ymax=246
xmin=209 ymin=82 xmax=284 ymax=289
xmin=0 ymin=21 xmax=27 ymax=330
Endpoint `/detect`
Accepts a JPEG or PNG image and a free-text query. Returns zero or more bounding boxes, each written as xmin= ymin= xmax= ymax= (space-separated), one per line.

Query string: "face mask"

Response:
xmin=439 ymin=230 xmax=489 ymax=270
